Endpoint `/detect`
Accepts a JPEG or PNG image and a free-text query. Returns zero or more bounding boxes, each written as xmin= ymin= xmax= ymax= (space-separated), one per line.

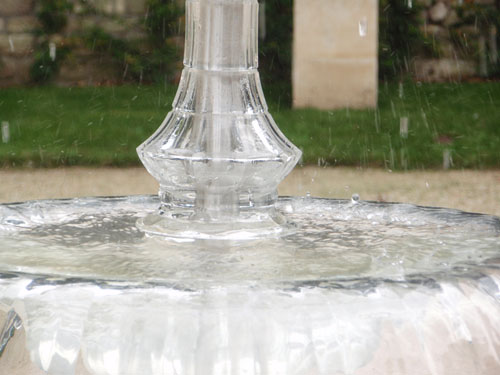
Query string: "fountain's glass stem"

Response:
xmin=137 ymin=0 xmax=301 ymax=238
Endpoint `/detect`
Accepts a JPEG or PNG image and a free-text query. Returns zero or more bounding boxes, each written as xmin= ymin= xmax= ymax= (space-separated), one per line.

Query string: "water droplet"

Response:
xmin=8 ymin=36 xmax=14 ymax=52
xmin=2 ymin=121 xmax=10 ymax=143
xmin=358 ymin=17 xmax=367 ymax=37
xmin=351 ymin=194 xmax=360 ymax=203
xmin=400 ymin=117 xmax=409 ymax=138
xmin=421 ymin=110 xmax=429 ymax=129
xmin=305 ymin=192 xmax=311 ymax=198
xmin=49 ymin=42 xmax=57 ymax=61
xmin=443 ymin=149 xmax=452 ymax=170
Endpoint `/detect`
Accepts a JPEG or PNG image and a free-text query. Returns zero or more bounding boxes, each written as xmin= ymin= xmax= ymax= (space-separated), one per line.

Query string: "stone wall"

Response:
xmin=1 ymin=0 xmax=497 ymax=93
xmin=0 ymin=0 xmax=148 ymax=87
xmin=0 ymin=0 xmax=37 ymax=86
xmin=414 ymin=0 xmax=498 ymax=81
xmin=59 ymin=0 xmax=149 ymax=86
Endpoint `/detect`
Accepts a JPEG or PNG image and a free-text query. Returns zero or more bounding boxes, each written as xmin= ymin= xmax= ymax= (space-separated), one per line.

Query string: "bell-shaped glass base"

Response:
xmin=137 ymin=0 xmax=301 ymax=238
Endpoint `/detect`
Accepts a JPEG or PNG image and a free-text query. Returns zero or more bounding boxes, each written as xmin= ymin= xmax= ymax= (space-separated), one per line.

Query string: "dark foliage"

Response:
xmin=258 ymin=0 xmax=293 ymax=104
xmin=378 ymin=0 xmax=432 ymax=81
xmin=142 ymin=0 xmax=184 ymax=82
xmin=36 ymin=0 xmax=73 ymax=35
xmin=30 ymin=42 xmax=71 ymax=83
xmin=31 ymin=0 xmax=73 ymax=82
xmin=452 ymin=1 xmax=500 ymax=77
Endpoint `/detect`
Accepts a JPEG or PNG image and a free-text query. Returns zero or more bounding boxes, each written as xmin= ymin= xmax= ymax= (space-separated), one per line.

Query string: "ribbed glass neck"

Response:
xmin=184 ymin=0 xmax=259 ymax=71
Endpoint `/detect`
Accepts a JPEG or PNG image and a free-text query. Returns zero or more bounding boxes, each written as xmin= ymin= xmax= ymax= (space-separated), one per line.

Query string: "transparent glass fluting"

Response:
xmin=137 ymin=0 xmax=301 ymax=239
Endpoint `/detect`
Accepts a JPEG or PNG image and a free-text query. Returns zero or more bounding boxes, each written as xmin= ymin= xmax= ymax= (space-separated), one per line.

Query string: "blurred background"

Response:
xmin=0 ymin=0 xmax=499 ymax=214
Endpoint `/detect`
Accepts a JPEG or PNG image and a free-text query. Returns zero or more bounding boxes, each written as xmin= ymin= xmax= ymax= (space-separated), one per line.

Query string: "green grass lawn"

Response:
xmin=0 ymin=82 xmax=499 ymax=169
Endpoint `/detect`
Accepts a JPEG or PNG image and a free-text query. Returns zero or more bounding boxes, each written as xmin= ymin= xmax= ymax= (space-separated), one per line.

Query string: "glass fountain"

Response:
xmin=1 ymin=0 xmax=499 ymax=374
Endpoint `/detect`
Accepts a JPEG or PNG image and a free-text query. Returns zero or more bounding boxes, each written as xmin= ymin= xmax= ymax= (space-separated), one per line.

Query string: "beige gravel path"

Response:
xmin=0 ymin=166 xmax=499 ymax=216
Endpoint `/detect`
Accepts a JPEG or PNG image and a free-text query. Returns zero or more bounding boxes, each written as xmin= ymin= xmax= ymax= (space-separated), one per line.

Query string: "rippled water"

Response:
xmin=0 ymin=196 xmax=499 ymax=374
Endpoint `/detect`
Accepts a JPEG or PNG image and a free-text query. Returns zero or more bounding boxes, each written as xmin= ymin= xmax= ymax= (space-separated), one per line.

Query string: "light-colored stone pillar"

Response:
xmin=293 ymin=0 xmax=378 ymax=109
